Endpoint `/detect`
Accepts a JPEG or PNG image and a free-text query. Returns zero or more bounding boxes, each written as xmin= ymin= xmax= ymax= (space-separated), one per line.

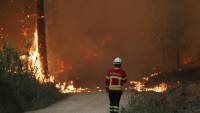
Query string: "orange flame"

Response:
xmin=28 ymin=29 xmax=46 ymax=82
xmin=24 ymin=29 xmax=168 ymax=93
xmin=130 ymin=81 xmax=167 ymax=93
xmin=181 ymin=56 xmax=193 ymax=65
xmin=130 ymin=72 xmax=167 ymax=93
xmin=25 ymin=28 xmax=91 ymax=93
xmin=57 ymin=60 xmax=65 ymax=73
xmin=55 ymin=81 xmax=91 ymax=93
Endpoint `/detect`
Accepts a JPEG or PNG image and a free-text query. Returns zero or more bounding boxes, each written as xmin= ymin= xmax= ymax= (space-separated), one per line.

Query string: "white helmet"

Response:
xmin=113 ymin=57 xmax=122 ymax=64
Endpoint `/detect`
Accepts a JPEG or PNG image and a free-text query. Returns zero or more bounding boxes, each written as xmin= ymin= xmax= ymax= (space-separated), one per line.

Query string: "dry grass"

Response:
xmin=122 ymin=83 xmax=200 ymax=113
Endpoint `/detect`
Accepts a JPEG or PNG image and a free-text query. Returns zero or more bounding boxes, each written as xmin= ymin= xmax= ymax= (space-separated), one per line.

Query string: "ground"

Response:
xmin=27 ymin=92 xmax=130 ymax=113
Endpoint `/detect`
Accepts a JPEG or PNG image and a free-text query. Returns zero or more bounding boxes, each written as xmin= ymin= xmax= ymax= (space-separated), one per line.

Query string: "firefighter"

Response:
xmin=106 ymin=57 xmax=127 ymax=113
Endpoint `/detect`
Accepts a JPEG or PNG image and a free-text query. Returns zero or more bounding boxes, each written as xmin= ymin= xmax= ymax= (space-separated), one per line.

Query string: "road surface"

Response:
xmin=28 ymin=92 xmax=130 ymax=113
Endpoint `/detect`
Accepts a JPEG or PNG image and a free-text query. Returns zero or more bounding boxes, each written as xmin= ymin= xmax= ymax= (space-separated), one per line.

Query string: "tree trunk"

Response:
xmin=37 ymin=0 xmax=49 ymax=77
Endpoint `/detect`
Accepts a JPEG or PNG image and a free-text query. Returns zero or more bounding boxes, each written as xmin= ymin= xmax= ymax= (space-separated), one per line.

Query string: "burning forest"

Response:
xmin=0 ymin=0 xmax=200 ymax=113
xmin=0 ymin=0 xmax=200 ymax=93
xmin=0 ymin=0 xmax=174 ymax=94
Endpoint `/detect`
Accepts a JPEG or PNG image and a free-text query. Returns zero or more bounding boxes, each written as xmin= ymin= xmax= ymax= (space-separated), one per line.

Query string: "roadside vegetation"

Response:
xmin=121 ymin=91 xmax=169 ymax=113
xmin=0 ymin=43 xmax=63 ymax=113
xmin=121 ymin=82 xmax=200 ymax=113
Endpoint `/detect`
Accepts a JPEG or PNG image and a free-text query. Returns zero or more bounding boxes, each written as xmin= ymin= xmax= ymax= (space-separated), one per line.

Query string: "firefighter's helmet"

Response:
xmin=113 ymin=57 xmax=122 ymax=65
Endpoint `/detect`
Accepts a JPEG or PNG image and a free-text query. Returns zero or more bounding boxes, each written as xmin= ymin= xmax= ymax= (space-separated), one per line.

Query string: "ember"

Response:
xmin=0 ymin=27 xmax=8 ymax=39
xmin=181 ymin=56 xmax=193 ymax=65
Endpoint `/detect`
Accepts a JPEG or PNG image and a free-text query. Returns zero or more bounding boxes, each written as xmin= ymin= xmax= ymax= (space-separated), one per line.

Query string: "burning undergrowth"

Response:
xmin=122 ymin=68 xmax=200 ymax=113
xmin=121 ymin=83 xmax=200 ymax=113
xmin=22 ymin=28 xmax=170 ymax=93
xmin=129 ymin=72 xmax=168 ymax=93
xmin=129 ymin=66 xmax=200 ymax=93
xmin=1 ymin=0 xmax=200 ymax=95
xmin=146 ymin=67 xmax=200 ymax=86
xmin=0 ymin=26 xmax=183 ymax=94
xmin=20 ymin=28 xmax=103 ymax=93
xmin=0 ymin=42 xmax=63 ymax=113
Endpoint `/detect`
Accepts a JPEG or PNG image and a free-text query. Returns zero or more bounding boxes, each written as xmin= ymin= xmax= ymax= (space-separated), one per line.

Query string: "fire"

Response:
xmin=142 ymin=77 xmax=149 ymax=81
xmin=25 ymin=29 xmax=92 ymax=93
xmin=130 ymin=72 xmax=167 ymax=93
xmin=0 ymin=27 xmax=8 ymax=39
xmin=57 ymin=60 xmax=65 ymax=73
xmin=21 ymin=28 xmax=51 ymax=82
xmin=26 ymin=28 xmax=167 ymax=94
xmin=28 ymin=29 xmax=48 ymax=82
xmin=130 ymin=81 xmax=168 ymax=93
xmin=55 ymin=81 xmax=90 ymax=93
xmin=22 ymin=28 xmax=29 ymax=38
xmin=181 ymin=56 xmax=193 ymax=65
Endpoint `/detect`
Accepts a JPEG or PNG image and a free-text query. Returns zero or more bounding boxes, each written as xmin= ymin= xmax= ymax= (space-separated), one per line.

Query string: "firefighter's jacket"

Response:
xmin=106 ymin=68 xmax=127 ymax=91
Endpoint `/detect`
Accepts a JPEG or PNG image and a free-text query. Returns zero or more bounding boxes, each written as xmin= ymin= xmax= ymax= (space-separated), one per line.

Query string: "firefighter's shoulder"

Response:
xmin=107 ymin=68 xmax=114 ymax=74
xmin=120 ymin=69 xmax=127 ymax=76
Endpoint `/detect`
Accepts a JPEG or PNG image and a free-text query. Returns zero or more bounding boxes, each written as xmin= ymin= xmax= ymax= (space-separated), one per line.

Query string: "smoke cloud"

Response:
xmin=0 ymin=0 xmax=200 ymax=87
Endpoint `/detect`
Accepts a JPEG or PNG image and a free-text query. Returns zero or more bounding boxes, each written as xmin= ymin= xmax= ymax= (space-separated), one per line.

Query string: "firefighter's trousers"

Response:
xmin=108 ymin=91 xmax=122 ymax=113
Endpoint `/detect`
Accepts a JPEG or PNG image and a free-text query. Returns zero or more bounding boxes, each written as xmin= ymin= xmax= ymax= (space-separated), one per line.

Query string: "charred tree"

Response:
xmin=36 ymin=0 xmax=49 ymax=76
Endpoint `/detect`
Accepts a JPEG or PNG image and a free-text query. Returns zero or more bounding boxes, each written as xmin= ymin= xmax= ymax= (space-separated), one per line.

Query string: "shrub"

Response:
xmin=0 ymin=42 xmax=63 ymax=113
xmin=122 ymin=83 xmax=200 ymax=113
xmin=121 ymin=91 xmax=169 ymax=113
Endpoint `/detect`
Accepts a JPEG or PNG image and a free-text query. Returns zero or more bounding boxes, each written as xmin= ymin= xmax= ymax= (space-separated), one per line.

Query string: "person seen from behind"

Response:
xmin=105 ymin=57 xmax=127 ymax=113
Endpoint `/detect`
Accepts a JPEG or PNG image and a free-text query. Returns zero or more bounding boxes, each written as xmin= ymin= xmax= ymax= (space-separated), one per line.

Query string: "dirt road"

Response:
xmin=28 ymin=92 xmax=130 ymax=113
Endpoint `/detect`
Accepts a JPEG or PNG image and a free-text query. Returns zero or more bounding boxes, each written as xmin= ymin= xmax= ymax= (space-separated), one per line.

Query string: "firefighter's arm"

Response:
xmin=105 ymin=71 xmax=110 ymax=91
xmin=122 ymin=71 xmax=127 ymax=84
xmin=105 ymin=76 xmax=110 ymax=92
